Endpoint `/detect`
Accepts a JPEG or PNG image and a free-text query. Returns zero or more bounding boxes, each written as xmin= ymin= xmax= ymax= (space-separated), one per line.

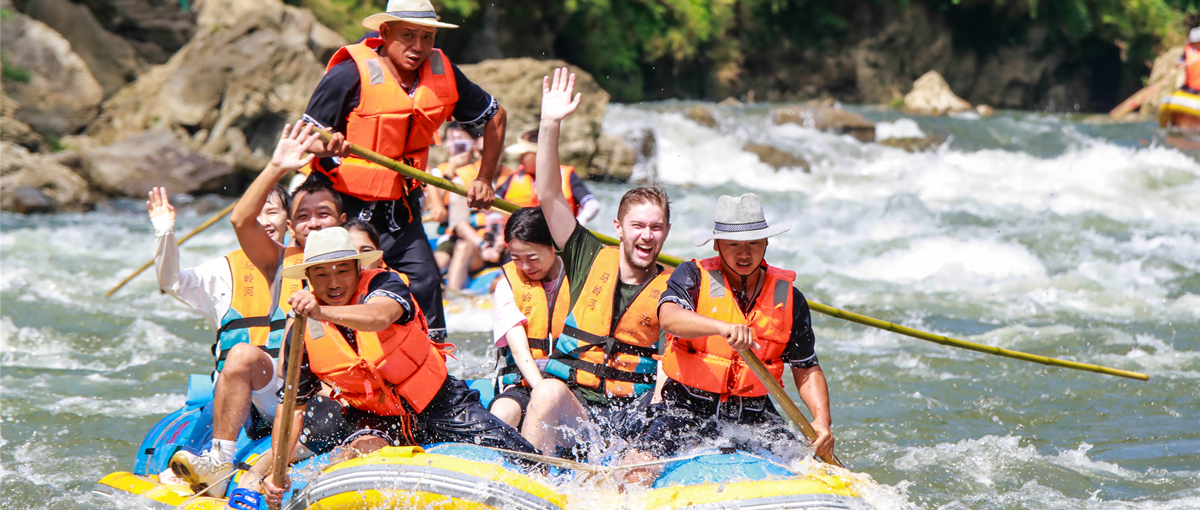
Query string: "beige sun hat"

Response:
xmin=363 ymin=0 xmax=458 ymax=31
xmin=505 ymin=138 xmax=538 ymax=156
xmin=691 ymin=193 xmax=790 ymax=246
xmin=280 ymin=227 xmax=383 ymax=280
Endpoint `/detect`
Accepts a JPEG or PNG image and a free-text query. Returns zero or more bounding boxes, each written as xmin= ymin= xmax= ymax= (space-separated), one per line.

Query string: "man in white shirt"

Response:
xmin=162 ymin=123 xmax=327 ymax=496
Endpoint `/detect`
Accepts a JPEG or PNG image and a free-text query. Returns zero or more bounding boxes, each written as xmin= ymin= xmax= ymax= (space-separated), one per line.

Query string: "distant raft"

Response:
xmin=1158 ymin=90 xmax=1200 ymax=129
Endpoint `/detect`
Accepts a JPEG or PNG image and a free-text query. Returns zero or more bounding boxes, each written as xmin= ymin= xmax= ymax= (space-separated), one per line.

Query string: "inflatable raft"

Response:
xmin=1158 ymin=90 xmax=1200 ymax=129
xmin=95 ymin=376 xmax=866 ymax=509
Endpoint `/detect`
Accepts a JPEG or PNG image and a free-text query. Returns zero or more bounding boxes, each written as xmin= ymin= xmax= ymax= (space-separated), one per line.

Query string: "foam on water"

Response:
xmin=3 ymin=104 xmax=1198 ymax=510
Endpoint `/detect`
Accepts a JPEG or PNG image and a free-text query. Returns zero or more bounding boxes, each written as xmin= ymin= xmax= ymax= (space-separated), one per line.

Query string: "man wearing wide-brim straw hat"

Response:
xmin=496 ymin=129 xmax=601 ymax=225
xmin=632 ymin=193 xmax=835 ymax=460
xmin=259 ymin=228 xmax=536 ymax=506
xmin=299 ymin=0 xmax=510 ymax=344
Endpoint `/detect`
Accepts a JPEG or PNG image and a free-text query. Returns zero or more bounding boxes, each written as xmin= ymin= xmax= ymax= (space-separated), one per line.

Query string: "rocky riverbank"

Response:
xmin=0 ymin=0 xmax=1182 ymax=213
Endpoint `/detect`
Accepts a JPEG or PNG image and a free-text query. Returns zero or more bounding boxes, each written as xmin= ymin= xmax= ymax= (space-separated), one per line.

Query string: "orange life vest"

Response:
xmin=544 ymin=247 xmax=671 ymax=398
xmin=662 ymin=257 xmax=795 ymax=399
xmin=497 ymin=262 xmax=570 ymax=387
xmin=302 ymin=268 xmax=447 ymax=416
xmin=1187 ymin=46 xmax=1200 ymax=92
xmin=501 ymin=165 xmax=578 ymax=215
xmin=213 ymin=249 xmax=284 ymax=372
xmin=317 ymin=39 xmax=459 ymax=201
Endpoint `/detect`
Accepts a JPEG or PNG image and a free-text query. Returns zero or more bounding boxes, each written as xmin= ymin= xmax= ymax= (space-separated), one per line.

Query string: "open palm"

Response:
xmin=271 ymin=122 xmax=319 ymax=172
xmin=541 ymin=67 xmax=581 ymax=123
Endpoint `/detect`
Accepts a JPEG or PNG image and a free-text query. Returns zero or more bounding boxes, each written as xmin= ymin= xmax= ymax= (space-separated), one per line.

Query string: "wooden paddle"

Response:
xmin=310 ymin=127 xmax=1149 ymax=381
xmin=1110 ymin=83 xmax=1160 ymax=120
xmin=104 ymin=201 xmax=238 ymax=298
xmin=268 ymin=315 xmax=308 ymax=510
xmin=737 ymin=348 xmax=844 ymax=468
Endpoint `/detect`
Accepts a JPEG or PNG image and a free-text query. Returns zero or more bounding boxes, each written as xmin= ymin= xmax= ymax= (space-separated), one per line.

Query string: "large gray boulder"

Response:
xmin=0 ymin=6 xmax=105 ymax=135
xmin=458 ymin=58 xmax=609 ymax=171
xmin=20 ymin=0 xmax=145 ymax=97
xmin=86 ymin=0 xmax=346 ymax=171
xmin=1 ymin=142 xmax=95 ymax=213
xmin=54 ymin=0 xmax=198 ymax=63
xmin=589 ymin=126 xmax=657 ymax=183
xmin=904 ymin=71 xmax=972 ymax=116
xmin=773 ymin=104 xmax=876 ymax=142
xmin=71 ymin=129 xmax=234 ymax=198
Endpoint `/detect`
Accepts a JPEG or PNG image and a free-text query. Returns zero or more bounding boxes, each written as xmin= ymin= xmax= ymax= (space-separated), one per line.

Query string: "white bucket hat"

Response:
xmin=1190 ymin=27 xmax=1200 ymax=43
xmin=280 ymin=227 xmax=383 ymax=280
xmin=363 ymin=0 xmax=458 ymax=31
xmin=691 ymin=193 xmax=790 ymax=246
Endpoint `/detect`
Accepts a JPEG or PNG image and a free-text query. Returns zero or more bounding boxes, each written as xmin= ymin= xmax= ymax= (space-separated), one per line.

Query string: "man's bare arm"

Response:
xmin=233 ymin=123 xmax=318 ymax=278
xmin=468 ymin=105 xmax=506 ymax=209
xmin=536 ymin=68 xmax=583 ymax=249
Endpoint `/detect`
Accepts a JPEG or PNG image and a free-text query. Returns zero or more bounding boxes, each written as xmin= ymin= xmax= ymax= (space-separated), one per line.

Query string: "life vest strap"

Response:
xmin=558 ymin=325 xmax=658 ymax=360
xmin=217 ymin=316 xmax=286 ymax=334
xmin=551 ymin=356 xmax=657 ymax=385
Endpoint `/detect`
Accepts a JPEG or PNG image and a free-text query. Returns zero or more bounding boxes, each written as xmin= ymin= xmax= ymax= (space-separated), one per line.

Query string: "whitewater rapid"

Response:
xmin=2 ymin=103 xmax=1198 ymax=509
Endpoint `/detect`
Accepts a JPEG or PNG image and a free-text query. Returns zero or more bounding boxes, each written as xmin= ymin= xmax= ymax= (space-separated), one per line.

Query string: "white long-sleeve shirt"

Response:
xmin=152 ymin=215 xmax=233 ymax=332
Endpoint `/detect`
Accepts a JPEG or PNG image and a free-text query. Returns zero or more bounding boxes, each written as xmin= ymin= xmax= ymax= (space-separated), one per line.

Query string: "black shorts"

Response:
xmin=298 ymin=377 xmax=537 ymax=455
xmin=489 ymin=385 xmax=532 ymax=427
xmin=629 ymin=379 xmax=798 ymax=457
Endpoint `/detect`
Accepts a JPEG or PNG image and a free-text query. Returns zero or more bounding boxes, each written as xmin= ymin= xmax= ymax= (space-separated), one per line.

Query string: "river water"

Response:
xmin=2 ymin=103 xmax=1198 ymax=509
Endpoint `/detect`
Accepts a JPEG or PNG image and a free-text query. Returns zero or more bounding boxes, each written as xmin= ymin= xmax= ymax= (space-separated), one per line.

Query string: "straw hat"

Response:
xmin=363 ymin=0 xmax=458 ymax=31
xmin=505 ymin=138 xmax=538 ymax=156
xmin=280 ymin=227 xmax=383 ymax=280
xmin=691 ymin=193 xmax=790 ymax=246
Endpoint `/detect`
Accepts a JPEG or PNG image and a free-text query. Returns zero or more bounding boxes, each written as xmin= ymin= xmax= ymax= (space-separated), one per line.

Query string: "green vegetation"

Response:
xmin=2 ymin=54 xmax=33 ymax=84
xmin=295 ymin=0 xmax=1188 ymax=104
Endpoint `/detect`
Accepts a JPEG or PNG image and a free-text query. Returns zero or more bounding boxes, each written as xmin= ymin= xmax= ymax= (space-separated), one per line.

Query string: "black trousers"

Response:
xmin=629 ymin=379 xmax=798 ymax=458
xmin=298 ymin=377 xmax=537 ymax=455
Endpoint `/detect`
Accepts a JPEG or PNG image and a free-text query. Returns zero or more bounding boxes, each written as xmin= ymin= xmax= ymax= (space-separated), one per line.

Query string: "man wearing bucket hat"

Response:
xmin=259 ymin=227 xmax=536 ymax=506
xmin=497 ymin=130 xmax=600 ymax=225
xmin=631 ymin=193 xmax=834 ymax=461
xmin=300 ymin=0 xmax=509 ymax=342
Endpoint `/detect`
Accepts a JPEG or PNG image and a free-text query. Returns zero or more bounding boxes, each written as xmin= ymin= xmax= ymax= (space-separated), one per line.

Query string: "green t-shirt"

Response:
xmin=557 ymin=224 xmax=666 ymax=405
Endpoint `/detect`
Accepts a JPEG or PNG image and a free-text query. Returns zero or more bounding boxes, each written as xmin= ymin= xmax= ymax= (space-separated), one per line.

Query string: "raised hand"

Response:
xmin=271 ymin=123 xmax=320 ymax=173
xmin=540 ymin=67 xmax=581 ymax=124
xmin=146 ymin=187 xmax=176 ymax=223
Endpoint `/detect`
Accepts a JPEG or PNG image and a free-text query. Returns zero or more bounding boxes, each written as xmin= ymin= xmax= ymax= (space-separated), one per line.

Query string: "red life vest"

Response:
xmin=497 ymin=262 xmax=570 ymax=387
xmin=662 ymin=257 xmax=795 ymax=399
xmin=543 ymin=247 xmax=671 ymax=398
xmin=316 ymin=39 xmax=459 ymax=201
xmin=501 ymin=165 xmax=579 ymax=215
xmin=1186 ymin=46 xmax=1200 ymax=92
xmin=302 ymin=268 xmax=448 ymax=415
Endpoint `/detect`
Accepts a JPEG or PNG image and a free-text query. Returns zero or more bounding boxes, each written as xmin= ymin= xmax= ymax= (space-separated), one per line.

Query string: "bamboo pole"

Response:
xmin=312 ymin=129 xmax=1150 ymax=381
xmin=104 ymin=201 xmax=238 ymax=298
xmin=268 ymin=317 xmax=308 ymax=510
xmin=738 ymin=348 xmax=844 ymax=468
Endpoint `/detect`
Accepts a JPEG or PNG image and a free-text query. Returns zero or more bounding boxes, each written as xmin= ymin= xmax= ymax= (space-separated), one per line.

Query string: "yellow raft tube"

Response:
xmin=96 ymin=446 xmax=866 ymax=509
xmin=96 ymin=446 xmax=568 ymax=510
